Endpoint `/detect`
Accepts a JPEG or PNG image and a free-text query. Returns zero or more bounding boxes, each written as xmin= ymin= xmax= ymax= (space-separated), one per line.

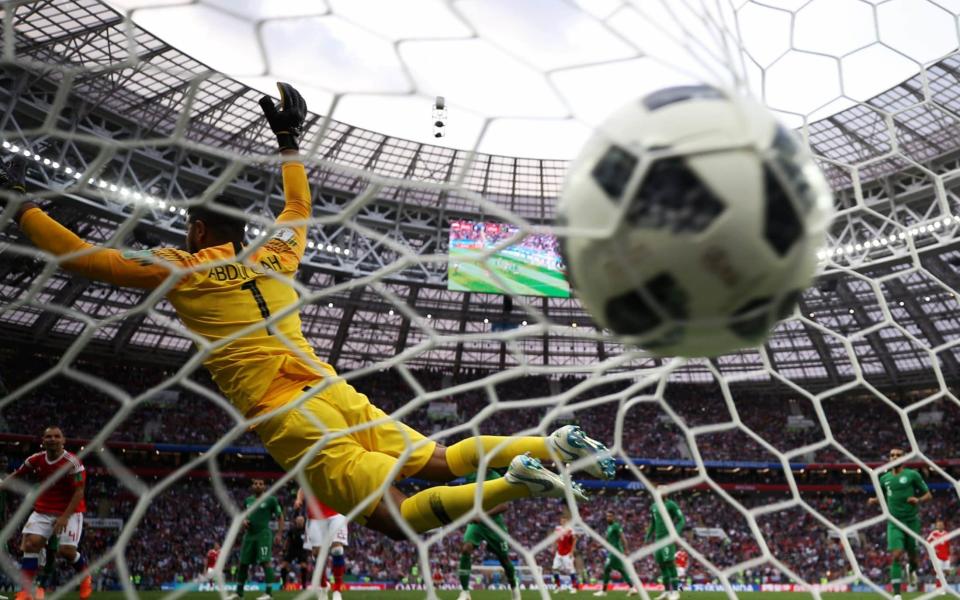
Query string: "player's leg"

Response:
xmin=257 ymin=557 xmax=275 ymax=600
xmin=416 ymin=425 xmax=616 ymax=481
xmin=596 ymin=556 xmax=613 ymax=596
xmin=18 ymin=512 xmax=52 ymax=598
xmin=486 ymin=530 xmax=518 ymax=593
xmin=888 ymin=522 xmax=906 ymax=598
xmin=567 ymin=556 xmax=579 ymax=592
xmin=55 ymin=514 xmax=90 ymax=600
xmin=457 ymin=534 xmax=478 ymax=600
xmin=328 ymin=515 xmax=348 ymax=597
xmin=231 ymin=537 xmax=256 ymax=600
xmin=905 ymin=519 xmax=921 ymax=589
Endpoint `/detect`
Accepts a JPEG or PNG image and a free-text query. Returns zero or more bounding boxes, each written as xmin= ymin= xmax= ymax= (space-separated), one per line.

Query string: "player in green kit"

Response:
xmin=228 ymin=479 xmax=285 ymax=600
xmin=593 ymin=512 xmax=639 ymax=597
xmin=645 ymin=497 xmax=685 ymax=600
xmin=457 ymin=469 xmax=520 ymax=600
xmin=868 ymin=447 xmax=932 ymax=600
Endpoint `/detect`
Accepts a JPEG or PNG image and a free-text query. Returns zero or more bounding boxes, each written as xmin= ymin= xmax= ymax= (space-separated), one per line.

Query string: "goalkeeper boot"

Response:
xmin=506 ymin=454 xmax=587 ymax=501
xmin=549 ymin=425 xmax=616 ymax=479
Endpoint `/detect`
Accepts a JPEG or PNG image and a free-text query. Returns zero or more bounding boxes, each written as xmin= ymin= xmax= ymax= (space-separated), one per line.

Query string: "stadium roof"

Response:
xmin=104 ymin=0 xmax=960 ymax=159
xmin=2 ymin=0 xmax=960 ymax=385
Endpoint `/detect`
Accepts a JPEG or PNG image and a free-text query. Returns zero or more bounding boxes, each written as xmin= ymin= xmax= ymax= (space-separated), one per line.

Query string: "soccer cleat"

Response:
xmin=549 ymin=425 xmax=616 ymax=479
xmin=569 ymin=586 xmax=577 ymax=593
xmin=78 ymin=575 xmax=93 ymax=600
xmin=505 ymin=454 xmax=587 ymax=501
xmin=224 ymin=594 xmax=242 ymax=600
xmin=456 ymin=592 xmax=472 ymax=600
xmin=255 ymin=595 xmax=271 ymax=600
xmin=511 ymin=587 xmax=521 ymax=600
xmin=892 ymin=596 xmax=902 ymax=600
xmin=592 ymin=592 xmax=607 ymax=597
xmin=627 ymin=587 xmax=639 ymax=596
xmin=668 ymin=592 xmax=680 ymax=600
xmin=331 ymin=592 xmax=342 ymax=600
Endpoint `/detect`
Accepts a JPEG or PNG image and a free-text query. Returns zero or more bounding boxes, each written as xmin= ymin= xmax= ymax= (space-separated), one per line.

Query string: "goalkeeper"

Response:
xmin=3 ymin=82 xmax=615 ymax=540
xmin=868 ymin=447 xmax=932 ymax=600
xmin=645 ymin=497 xmax=685 ymax=600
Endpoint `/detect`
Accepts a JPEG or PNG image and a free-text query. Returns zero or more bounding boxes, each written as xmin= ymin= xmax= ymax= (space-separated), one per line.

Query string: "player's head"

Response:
xmin=42 ymin=426 xmax=64 ymax=454
xmin=295 ymin=515 xmax=305 ymax=528
xmin=186 ymin=196 xmax=247 ymax=253
xmin=213 ymin=541 xmax=221 ymax=550
xmin=606 ymin=511 xmax=616 ymax=524
xmin=935 ymin=519 xmax=945 ymax=531
xmin=888 ymin=447 xmax=905 ymax=461
xmin=250 ymin=478 xmax=266 ymax=495
xmin=561 ymin=507 xmax=572 ymax=522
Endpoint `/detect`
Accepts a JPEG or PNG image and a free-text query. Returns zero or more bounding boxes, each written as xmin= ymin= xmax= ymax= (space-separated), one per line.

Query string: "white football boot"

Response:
xmin=511 ymin=586 xmax=522 ymax=600
xmin=549 ymin=425 xmax=616 ymax=479
xmin=505 ymin=454 xmax=587 ymax=500
xmin=456 ymin=591 xmax=471 ymax=600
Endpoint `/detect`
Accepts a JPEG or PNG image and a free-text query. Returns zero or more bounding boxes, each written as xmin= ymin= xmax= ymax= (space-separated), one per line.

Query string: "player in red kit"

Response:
xmin=203 ymin=542 xmax=221 ymax=581
xmin=927 ymin=520 xmax=952 ymax=593
xmin=674 ymin=550 xmax=688 ymax=592
xmin=551 ymin=510 xmax=579 ymax=593
xmin=295 ymin=487 xmax=349 ymax=600
xmin=0 ymin=427 xmax=91 ymax=600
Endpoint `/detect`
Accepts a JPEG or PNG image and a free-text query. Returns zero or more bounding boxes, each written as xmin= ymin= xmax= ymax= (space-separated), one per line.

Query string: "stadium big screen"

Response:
xmin=447 ymin=219 xmax=570 ymax=298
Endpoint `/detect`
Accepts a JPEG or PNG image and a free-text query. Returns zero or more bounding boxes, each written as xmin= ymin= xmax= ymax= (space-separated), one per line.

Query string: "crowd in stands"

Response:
xmin=2 ymin=357 xmax=957 ymax=466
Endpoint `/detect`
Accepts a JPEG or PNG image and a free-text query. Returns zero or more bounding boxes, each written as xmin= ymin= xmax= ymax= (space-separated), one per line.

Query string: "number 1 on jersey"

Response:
xmin=241 ymin=279 xmax=276 ymax=335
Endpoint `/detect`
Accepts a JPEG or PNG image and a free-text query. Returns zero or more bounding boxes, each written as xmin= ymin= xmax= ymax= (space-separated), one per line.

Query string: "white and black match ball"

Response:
xmin=558 ymin=85 xmax=834 ymax=357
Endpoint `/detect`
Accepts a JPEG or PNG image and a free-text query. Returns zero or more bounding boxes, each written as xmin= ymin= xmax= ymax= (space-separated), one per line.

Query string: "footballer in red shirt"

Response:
xmin=204 ymin=542 xmax=221 ymax=580
xmin=0 ymin=427 xmax=92 ymax=600
xmin=551 ymin=510 xmax=579 ymax=592
xmin=927 ymin=520 xmax=952 ymax=589
xmin=295 ymin=487 xmax=349 ymax=599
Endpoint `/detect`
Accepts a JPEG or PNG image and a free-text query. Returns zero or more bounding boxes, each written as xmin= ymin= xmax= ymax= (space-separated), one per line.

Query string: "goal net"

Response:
xmin=0 ymin=0 xmax=959 ymax=598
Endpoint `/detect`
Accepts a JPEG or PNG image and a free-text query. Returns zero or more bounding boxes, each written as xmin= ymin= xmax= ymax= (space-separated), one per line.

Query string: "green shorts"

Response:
xmin=604 ymin=553 xmax=627 ymax=574
xmin=654 ymin=543 xmax=677 ymax=565
xmin=463 ymin=522 xmax=509 ymax=556
xmin=887 ymin=517 xmax=921 ymax=552
xmin=240 ymin=530 xmax=273 ymax=565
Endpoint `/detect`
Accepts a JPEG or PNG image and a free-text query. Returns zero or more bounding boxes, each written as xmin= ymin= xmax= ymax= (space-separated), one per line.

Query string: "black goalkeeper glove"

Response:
xmin=0 ymin=154 xmax=28 ymax=196
xmin=259 ymin=82 xmax=307 ymax=152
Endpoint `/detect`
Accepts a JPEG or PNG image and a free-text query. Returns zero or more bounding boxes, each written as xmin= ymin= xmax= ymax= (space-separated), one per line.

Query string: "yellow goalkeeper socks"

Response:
xmin=400 ymin=477 xmax=528 ymax=532
xmin=446 ymin=435 xmax=549 ymax=477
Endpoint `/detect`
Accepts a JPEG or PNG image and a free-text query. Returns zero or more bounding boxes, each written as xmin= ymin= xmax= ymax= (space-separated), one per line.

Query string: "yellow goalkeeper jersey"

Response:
xmin=20 ymin=161 xmax=333 ymax=416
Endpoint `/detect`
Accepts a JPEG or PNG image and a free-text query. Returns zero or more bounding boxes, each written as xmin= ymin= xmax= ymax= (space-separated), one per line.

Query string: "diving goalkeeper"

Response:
xmin=3 ymin=82 xmax=615 ymax=540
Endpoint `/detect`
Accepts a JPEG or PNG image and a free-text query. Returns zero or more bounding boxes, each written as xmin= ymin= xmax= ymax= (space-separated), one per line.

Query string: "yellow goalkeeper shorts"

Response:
xmin=253 ymin=376 xmax=437 ymax=524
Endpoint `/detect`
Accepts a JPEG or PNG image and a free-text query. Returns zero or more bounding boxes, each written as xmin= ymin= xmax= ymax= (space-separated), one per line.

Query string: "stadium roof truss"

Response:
xmin=2 ymin=0 xmax=960 ymax=385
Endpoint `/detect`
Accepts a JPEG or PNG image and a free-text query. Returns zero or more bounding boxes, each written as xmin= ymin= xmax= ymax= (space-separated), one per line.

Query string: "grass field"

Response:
xmin=37 ymin=592 xmax=922 ymax=599
xmin=448 ymin=246 xmax=570 ymax=298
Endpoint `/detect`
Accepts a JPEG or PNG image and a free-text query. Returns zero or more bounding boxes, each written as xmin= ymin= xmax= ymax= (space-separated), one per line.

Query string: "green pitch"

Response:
xmin=448 ymin=246 xmax=570 ymax=298
xmin=45 ymin=591 xmax=919 ymax=599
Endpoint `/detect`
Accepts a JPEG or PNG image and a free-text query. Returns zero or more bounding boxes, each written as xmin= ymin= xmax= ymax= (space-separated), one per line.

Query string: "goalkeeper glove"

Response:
xmin=0 ymin=154 xmax=28 ymax=195
xmin=258 ymin=82 xmax=307 ymax=152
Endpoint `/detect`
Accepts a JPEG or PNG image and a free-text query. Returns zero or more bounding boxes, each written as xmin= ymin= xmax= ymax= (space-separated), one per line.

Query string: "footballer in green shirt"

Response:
xmin=594 ymin=511 xmax=640 ymax=596
xmin=457 ymin=469 xmax=519 ymax=600
xmin=868 ymin=447 xmax=931 ymax=599
xmin=229 ymin=479 xmax=284 ymax=600
xmin=645 ymin=498 xmax=685 ymax=600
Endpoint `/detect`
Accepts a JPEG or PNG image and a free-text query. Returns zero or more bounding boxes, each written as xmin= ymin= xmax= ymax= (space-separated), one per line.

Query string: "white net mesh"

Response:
xmin=1 ymin=0 xmax=960 ymax=598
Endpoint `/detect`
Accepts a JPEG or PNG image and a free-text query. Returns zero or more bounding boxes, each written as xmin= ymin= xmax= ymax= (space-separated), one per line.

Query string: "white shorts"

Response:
xmin=22 ymin=512 xmax=83 ymax=547
xmin=204 ymin=567 xmax=216 ymax=580
xmin=678 ymin=567 xmax=687 ymax=578
xmin=552 ymin=552 xmax=575 ymax=574
xmin=304 ymin=516 xmax=349 ymax=550
xmin=935 ymin=558 xmax=951 ymax=571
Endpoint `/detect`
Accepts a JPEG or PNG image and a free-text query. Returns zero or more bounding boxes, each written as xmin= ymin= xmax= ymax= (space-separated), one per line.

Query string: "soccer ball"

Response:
xmin=558 ymin=85 xmax=834 ymax=357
